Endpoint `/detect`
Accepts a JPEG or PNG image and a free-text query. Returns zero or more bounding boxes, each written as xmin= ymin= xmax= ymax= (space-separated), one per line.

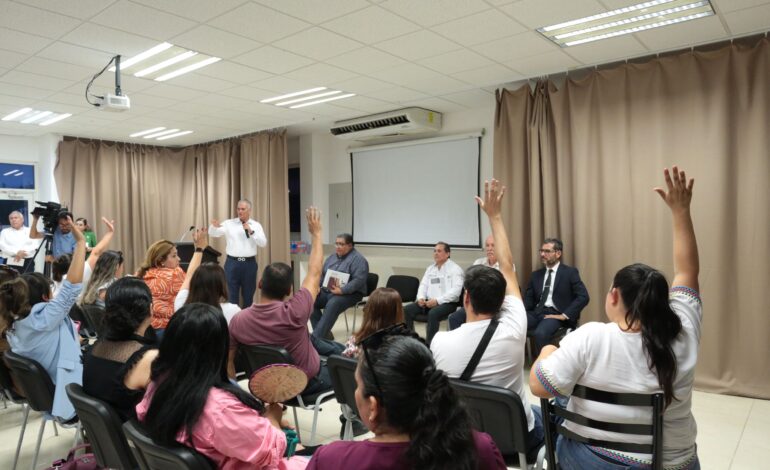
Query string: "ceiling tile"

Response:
xmin=374 ymin=64 xmax=470 ymax=94
xmin=250 ymin=75 xmax=321 ymax=94
xmin=0 ymin=1 xmax=81 ymax=39
xmin=322 ymin=6 xmax=421 ymax=43
xmin=122 ymin=92 xmax=179 ymax=109
xmin=162 ymin=73 xmax=238 ymax=92
xmin=16 ymin=57 xmax=94 ymax=82
xmin=30 ymin=97 xmax=90 ymax=112
xmin=35 ymin=42 xmax=116 ymax=69
xmin=89 ymin=1 xmax=197 ymax=41
xmin=0 ymin=49 xmax=28 ymax=69
xmin=255 ymin=0 xmax=370 ymax=23
xmin=172 ymin=25 xmax=262 ymax=60
xmin=452 ymin=63 xmax=522 ymax=87
xmin=325 ymin=47 xmax=407 ymax=74
xmin=472 ymin=31 xmax=558 ymax=64
xmin=421 ymin=48 xmax=495 ymax=74
xmin=284 ymin=63 xmax=358 ymax=85
xmin=381 ymin=0 xmax=491 ymax=27
xmin=440 ymin=88 xmax=495 ymax=108
xmin=375 ymin=86 xmax=429 ymax=103
xmin=140 ymin=82 xmax=207 ymax=101
xmin=633 ymin=16 xmax=728 ymax=51
xmin=723 ymin=3 xmax=770 ymax=35
xmin=710 ymin=0 xmax=770 ymax=14
xmin=376 ymin=30 xmax=462 ymax=60
xmin=131 ymin=0 xmax=248 ymax=22
xmin=209 ymin=3 xmax=311 ymax=43
xmin=0 ymin=28 xmax=53 ymax=55
xmin=509 ymin=50 xmax=581 ymax=77
xmin=497 ymin=0 xmax=605 ymax=29
xmin=232 ymin=46 xmax=314 ymax=74
xmin=59 ymin=23 xmax=160 ymax=57
xmin=432 ymin=10 xmax=527 ymax=46
xmin=401 ymin=96 xmax=466 ymax=112
xmin=0 ymin=82 xmax=53 ymax=99
xmin=564 ymin=35 xmax=648 ymax=66
xmin=218 ymin=85 xmax=277 ymax=102
xmin=332 ymin=95 xmax=394 ymax=112
xmin=0 ymin=93 xmax=31 ymax=107
xmin=13 ymin=0 xmax=117 ymax=19
xmin=195 ymin=61 xmax=272 ymax=85
xmin=45 ymin=92 xmax=100 ymax=109
xmin=273 ymin=28 xmax=361 ymax=61
xmin=329 ymin=76 xmax=394 ymax=94
xmin=0 ymin=70 xmax=74 ymax=91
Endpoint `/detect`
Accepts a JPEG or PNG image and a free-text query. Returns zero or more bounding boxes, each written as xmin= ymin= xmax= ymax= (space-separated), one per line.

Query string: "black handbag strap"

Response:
xmin=460 ymin=319 xmax=499 ymax=381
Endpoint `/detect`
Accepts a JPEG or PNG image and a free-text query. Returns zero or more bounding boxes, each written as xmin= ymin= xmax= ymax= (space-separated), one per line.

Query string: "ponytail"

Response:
xmin=0 ymin=278 xmax=32 ymax=330
xmin=615 ymin=264 xmax=682 ymax=407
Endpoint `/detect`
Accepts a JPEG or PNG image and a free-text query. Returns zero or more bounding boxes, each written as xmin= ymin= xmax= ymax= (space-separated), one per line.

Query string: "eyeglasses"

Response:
xmin=334 ymin=242 xmax=350 ymax=247
xmin=358 ymin=322 xmax=410 ymax=400
xmin=539 ymin=249 xmax=556 ymax=254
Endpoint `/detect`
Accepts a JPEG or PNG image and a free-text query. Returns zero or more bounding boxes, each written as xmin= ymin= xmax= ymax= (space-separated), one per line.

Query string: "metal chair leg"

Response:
xmin=31 ymin=418 xmax=46 ymax=470
xmin=52 ymin=421 xmax=58 ymax=436
xmin=71 ymin=422 xmax=82 ymax=448
xmin=292 ymin=406 xmax=301 ymax=443
xmin=12 ymin=404 xmax=29 ymax=470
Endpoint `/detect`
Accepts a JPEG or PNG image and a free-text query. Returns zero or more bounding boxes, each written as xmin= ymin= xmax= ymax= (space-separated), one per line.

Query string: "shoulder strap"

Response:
xmin=460 ymin=319 xmax=499 ymax=381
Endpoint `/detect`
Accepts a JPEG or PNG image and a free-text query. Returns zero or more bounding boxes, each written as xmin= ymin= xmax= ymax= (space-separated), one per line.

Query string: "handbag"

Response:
xmin=46 ymin=443 xmax=101 ymax=470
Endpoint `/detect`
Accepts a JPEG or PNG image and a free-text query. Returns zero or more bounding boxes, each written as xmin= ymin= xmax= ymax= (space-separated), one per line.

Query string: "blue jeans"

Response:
xmin=224 ymin=256 xmax=258 ymax=308
xmin=526 ymin=404 xmax=546 ymax=461
xmin=448 ymin=308 xmax=467 ymax=330
xmin=557 ymin=437 xmax=701 ymax=470
xmin=310 ymin=290 xmax=362 ymax=339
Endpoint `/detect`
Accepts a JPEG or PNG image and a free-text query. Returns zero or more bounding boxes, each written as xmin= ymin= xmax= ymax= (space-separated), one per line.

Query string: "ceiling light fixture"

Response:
xmin=260 ymin=87 xmax=327 ymax=104
xmin=156 ymin=130 xmax=193 ymax=140
xmin=537 ymin=0 xmax=715 ymax=47
xmin=134 ymin=51 xmax=197 ymax=78
xmin=155 ymin=57 xmax=222 ymax=82
xmin=39 ymin=113 xmax=72 ymax=126
xmin=130 ymin=127 xmax=166 ymax=137
xmin=276 ymin=90 xmax=342 ymax=106
xmin=2 ymin=107 xmax=33 ymax=121
xmin=20 ymin=111 xmax=53 ymax=124
xmin=143 ymin=128 xmax=180 ymax=139
xmin=290 ymin=93 xmax=356 ymax=109
xmin=109 ymin=42 xmax=173 ymax=72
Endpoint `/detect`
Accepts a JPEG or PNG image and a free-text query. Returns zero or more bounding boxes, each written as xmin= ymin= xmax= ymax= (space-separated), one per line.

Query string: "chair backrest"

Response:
xmin=123 ymin=420 xmax=214 ymax=470
xmin=365 ymin=273 xmax=379 ymax=296
xmin=540 ymin=384 xmax=664 ymax=470
xmin=0 ymin=351 xmax=25 ymax=402
xmin=326 ymin=354 xmax=359 ymax=419
xmin=238 ymin=344 xmax=294 ymax=378
xmin=80 ymin=304 xmax=106 ymax=336
xmin=65 ymin=383 xmax=138 ymax=470
xmin=385 ymin=275 xmax=420 ymax=303
xmin=449 ymin=379 xmax=531 ymax=457
xmin=3 ymin=350 xmax=55 ymax=413
xmin=69 ymin=304 xmax=94 ymax=337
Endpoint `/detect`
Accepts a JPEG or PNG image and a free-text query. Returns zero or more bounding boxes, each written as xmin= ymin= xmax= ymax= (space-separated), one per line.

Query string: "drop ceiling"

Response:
xmin=0 ymin=0 xmax=768 ymax=146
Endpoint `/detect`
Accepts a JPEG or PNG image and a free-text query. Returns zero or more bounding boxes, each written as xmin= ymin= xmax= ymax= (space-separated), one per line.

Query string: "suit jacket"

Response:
xmin=523 ymin=263 xmax=589 ymax=324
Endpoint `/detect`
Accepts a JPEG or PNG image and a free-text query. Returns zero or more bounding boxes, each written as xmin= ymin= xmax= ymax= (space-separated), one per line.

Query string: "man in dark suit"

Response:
xmin=524 ymin=238 xmax=589 ymax=353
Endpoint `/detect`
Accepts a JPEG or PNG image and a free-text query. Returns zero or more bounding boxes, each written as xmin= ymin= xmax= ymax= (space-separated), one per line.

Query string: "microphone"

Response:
xmin=178 ymin=225 xmax=195 ymax=242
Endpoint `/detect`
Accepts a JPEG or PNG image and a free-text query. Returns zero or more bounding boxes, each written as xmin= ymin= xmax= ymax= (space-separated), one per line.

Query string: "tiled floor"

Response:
xmin=1 ymin=317 xmax=767 ymax=470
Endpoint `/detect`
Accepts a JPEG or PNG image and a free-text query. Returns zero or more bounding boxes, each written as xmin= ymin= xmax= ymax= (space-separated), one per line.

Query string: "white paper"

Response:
xmin=323 ymin=269 xmax=350 ymax=290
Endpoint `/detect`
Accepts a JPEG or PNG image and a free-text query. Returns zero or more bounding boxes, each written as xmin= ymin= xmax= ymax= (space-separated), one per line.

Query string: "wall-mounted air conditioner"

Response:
xmin=330 ymin=107 xmax=442 ymax=140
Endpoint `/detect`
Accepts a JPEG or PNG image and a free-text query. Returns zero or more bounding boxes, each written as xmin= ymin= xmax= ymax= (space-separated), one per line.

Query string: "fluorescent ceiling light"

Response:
xmin=130 ymin=127 xmax=166 ymax=137
xmin=134 ymin=51 xmax=197 ymax=77
xmin=2 ymin=107 xmax=33 ymax=121
xmin=260 ymin=87 xmax=327 ymax=104
xmin=39 ymin=113 xmax=72 ymax=126
xmin=156 ymin=130 xmax=193 ymax=140
xmin=276 ymin=90 xmax=341 ymax=106
xmin=143 ymin=128 xmax=180 ymax=139
xmin=3 ymin=170 xmax=19 ymax=176
xmin=109 ymin=42 xmax=173 ymax=72
xmin=537 ymin=0 xmax=715 ymax=47
xmin=290 ymin=93 xmax=356 ymax=109
xmin=21 ymin=111 xmax=52 ymax=124
xmin=155 ymin=57 xmax=222 ymax=82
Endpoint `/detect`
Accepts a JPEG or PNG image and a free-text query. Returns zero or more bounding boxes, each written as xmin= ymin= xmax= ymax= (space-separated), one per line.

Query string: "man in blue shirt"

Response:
xmin=30 ymin=211 xmax=76 ymax=262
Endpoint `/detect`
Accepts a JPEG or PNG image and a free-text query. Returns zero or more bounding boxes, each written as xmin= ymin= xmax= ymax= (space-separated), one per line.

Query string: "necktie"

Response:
xmin=537 ymin=269 xmax=553 ymax=310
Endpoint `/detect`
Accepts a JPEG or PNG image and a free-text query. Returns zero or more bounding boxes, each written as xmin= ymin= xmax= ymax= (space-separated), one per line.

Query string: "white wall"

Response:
xmin=296 ymin=105 xmax=496 ymax=284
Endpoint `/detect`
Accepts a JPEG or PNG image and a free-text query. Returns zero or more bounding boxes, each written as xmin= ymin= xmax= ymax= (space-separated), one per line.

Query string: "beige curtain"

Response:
xmin=55 ymin=131 xmax=290 ymax=287
xmin=494 ymin=37 xmax=770 ymax=398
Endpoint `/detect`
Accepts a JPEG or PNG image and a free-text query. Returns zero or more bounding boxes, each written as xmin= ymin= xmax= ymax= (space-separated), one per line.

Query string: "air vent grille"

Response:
xmin=331 ymin=114 xmax=409 ymax=135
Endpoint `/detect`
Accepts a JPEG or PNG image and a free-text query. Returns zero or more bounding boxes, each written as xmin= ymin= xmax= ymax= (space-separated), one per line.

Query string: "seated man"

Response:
xmin=0 ymin=211 xmax=38 ymax=273
xmin=310 ymin=233 xmax=369 ymax=340
xmin=432 ymin=179 xmax=543 ymax=461
xmin=404 ymin=242 xmax=464 ymax=345
xmin=448 ymin=235 xmax=500 ymax=330
xmin=525 ymin=238 xmax=589 ymax=354
xmin=228 ymin=208 xmax=344 ymax=395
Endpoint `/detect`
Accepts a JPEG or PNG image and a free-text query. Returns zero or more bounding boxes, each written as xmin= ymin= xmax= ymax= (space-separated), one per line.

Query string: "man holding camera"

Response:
xmin=0 ymin=211 xmax=38 ymax=273
xmin=30 ymin=210 xmax=77 ymax=262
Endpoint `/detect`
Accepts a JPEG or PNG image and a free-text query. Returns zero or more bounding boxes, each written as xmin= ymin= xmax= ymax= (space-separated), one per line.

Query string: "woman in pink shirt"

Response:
xmin=136 ymin=303 xmax=307 ymax=470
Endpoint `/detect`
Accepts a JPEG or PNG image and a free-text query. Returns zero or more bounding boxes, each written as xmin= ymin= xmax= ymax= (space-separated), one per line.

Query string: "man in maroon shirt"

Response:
xmin=228 ymin=207 xmax=344 ymax=395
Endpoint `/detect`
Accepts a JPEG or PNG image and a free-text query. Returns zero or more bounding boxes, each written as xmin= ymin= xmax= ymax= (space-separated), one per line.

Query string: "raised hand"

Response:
xmin=192 ymin=228 xmax=208 ymax=249
xmin=68 ymin=215 xmax=84 ymax=242
xmin=475 ymin=179 xmax=506 ymax=218
xmin=211 ymin=219 xmax=222 ymax=228
xmin=101 ymin=216 xmax=115 ymax=233
xmin=306 ymin=207 xmax=322 ymax=236
xmin=654 ymin=166 xmax=694 ymax=212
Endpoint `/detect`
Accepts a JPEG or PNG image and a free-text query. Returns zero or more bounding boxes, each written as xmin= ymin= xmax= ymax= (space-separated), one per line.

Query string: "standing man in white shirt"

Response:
xmin=404 ymin=242 xmax=464 ymax=345
xmin=0 ymin=211 xmax=38 ymax=273
xmin=209 ymin=199 xmax=267 ymax=307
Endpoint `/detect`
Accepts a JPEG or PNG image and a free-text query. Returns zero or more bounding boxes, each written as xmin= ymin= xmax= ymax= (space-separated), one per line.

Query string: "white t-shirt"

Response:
xmin=174 ymin=288 xmax=241 ymax=324
xmin=431 ymin=294 xmax=535 ymax=431
xmin=535 ymin=287 xmax=702 ymax=467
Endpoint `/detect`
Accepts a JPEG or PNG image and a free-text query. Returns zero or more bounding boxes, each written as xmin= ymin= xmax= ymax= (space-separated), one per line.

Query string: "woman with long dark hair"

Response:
xmin=342 ymin=287 xmax=404 ymax=357
xmin=530 ymin=167 xmax=701 ymax=469
xmin=308 ymin=331 xmax=506 ymax=470
xmin=136 ymin=303 xmax=307 ymax=469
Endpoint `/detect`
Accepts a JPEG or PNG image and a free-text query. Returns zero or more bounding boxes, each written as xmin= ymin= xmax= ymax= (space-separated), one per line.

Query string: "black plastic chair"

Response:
xmin=69 ymin=304 xmax=97 ymax=339
xmin=239 ymin=344 xmax=335 ymax=445
xmin=348 ymin=272 xmax=379 ymax=333
xmin=1 ymin=352 xmax=29 ymax=470
xmin=65 ymin=383 xmax=138 ymax=470
xmin=80 ymin=304 xmax=106 ymax=337
xmin=385 ymin=275 xmax=420 ymax=303
xmin=123 ymin=420 xmax=214 ymax=470
xmin=4 ymin=350 xmax=82 ymax=470
xmin=540 ymin=384 xmax=664 ymax=470
xmin=326 ymin=354 xmax=359 ymax=440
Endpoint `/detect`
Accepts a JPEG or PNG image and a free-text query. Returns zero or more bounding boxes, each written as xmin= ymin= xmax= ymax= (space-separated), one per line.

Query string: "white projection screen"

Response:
xmin=351 ymin=135 xmax=481 ymax=247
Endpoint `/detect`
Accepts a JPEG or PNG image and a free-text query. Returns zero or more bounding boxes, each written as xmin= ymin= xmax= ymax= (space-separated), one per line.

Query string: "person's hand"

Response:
xmin=68 ymin=216 xmax=85 ymax=242
xmin=426 ymin=298 xmax=438 ymax=308
xmin=474 ymin=178 xmax=506 ymax=218
xmin=16 ymin=250 xmax=26 ymax=259
xmin=242 ymin=221 xmax=253 ymax=235
xmin=417 ymin=298 xmax=426 ymax=307
xmin=544 ymin=314 xmax=567 ymax=321
xmin=654 ymin=166 xmax=693 ymax=213
xmin=101 ymin=217 xmax=115 ymax=233
xmin=211 ymin=219 xmax=222 ymax=228
xmin=306 ymin=207 xmax=322 ymax=236
xmin=45 ymin=254 xmax=54 ymax=263
xmin=330 ymin=286 xmax=343 ymax=295
xmin=264 ymin=403 xmax=285 ymax=426
xmin=192 ymin=228 xmax=208 ymax=250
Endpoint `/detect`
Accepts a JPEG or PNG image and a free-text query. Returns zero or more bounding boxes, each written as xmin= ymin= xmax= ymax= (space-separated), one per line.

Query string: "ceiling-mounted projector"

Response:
xmin=86 ymin=55 xmax=130 ymax=112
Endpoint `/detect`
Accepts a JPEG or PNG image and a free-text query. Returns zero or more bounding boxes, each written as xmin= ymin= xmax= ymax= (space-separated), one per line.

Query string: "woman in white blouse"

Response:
xmin=530 ymin=166 xmax=701 ymax=470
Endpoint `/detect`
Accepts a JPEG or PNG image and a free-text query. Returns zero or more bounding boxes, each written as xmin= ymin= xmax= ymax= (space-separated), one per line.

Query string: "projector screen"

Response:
xmin=352 ymin=135 xmax=481 ymax=247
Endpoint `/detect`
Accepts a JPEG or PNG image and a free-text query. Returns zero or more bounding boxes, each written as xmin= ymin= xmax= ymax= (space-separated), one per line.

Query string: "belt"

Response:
xmin=227 ymin=255 xmax=256 ymax=262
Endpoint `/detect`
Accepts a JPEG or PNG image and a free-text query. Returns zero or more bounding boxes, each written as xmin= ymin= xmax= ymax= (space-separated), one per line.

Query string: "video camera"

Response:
xmin=31 ymin=201 xmax=70 ymax=235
